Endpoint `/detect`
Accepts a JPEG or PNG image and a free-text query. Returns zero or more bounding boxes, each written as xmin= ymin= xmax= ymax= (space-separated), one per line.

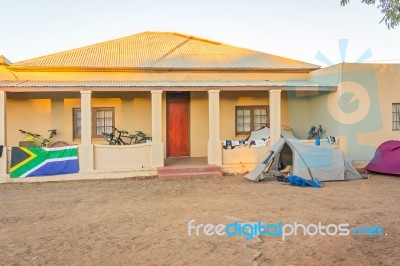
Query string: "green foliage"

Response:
xmin=340 ymin=0 xmax=400 ymax=28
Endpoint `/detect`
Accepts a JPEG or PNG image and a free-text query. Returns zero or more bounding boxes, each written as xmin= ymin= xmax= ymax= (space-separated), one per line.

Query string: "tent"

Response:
xmin=246 ymin=126 xmax=297 ymax=141
xmin=364 ymin=140 xmax=400 ymax=175
xmin=245 ymin=138 xmax=362 ymax=182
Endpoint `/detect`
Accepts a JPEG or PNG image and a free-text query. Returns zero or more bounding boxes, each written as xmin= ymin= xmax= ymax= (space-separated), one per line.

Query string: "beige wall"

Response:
xmin=94 ymin=144 xmax=151 ymax=170
xmin=4 ymin=63 xmax=399 ymax=164
xmin=349 ymin=64 xmax=400 ymax=160
xmin=1 ymin=68 xmax=310 ymax=82
xmin=7 ymin=99 xmax=52 ymax=146
xmin=222 ymin=145 xmax=270 ymax=165
xmin=160 ymin=90 xmax=292 ymax=158
xmin=286 ymin=91 xmax=337 ymax=139
xmin=161 ymin=90 xmax=291 ymax=158
xmin=309 ymin=63 xmax=400 ymax=161
xmin=220 ymin=91 xmax=291 ymax=140
xmin=64 ymin=97 xmax=123 ymax=143
xmin=190 ymin=92 xmax=209 ymax=157
xmin=221 ymin=91 xmax=268 ymax=140
xmin=1 ymin=63 xmax=310 ymax=160
xmin=6 ymin=93 xmax=152 ymax=147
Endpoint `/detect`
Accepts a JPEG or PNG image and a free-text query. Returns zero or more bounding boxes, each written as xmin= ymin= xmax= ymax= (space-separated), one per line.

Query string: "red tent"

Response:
xmin=365 ymin=140 xmax=400 ymax=175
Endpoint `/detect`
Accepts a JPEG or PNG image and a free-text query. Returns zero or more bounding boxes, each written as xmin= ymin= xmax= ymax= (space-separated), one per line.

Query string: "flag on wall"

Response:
xmin=10 ymin=146 xmax=79 ymax=178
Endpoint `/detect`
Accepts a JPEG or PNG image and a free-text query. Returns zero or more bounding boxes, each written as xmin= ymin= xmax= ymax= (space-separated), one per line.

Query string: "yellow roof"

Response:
xmin=10 ymin=32 xmax=320 ymax=71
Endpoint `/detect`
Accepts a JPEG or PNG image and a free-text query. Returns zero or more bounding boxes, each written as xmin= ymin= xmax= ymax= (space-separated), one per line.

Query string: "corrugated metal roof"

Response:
xmin=9 ymin=32 xmax=320 ymax=70
xmin=0 ymin=80 xmax=334 ymax=88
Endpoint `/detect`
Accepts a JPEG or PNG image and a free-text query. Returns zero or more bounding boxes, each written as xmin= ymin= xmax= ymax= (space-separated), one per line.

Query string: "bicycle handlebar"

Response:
xmin=111 ymin=126 xmax=128 ymax=134
xmin=19 ymin=129 xmax=41 ymax=137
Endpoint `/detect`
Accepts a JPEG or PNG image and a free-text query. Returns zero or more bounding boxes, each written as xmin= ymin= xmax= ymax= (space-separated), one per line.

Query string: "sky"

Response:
xmin=1 ymin=0 xmax=399 ymax=66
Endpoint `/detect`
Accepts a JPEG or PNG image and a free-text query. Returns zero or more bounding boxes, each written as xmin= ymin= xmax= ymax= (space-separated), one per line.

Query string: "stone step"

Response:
xmin=158 ymin=171 xmax=223 ymax=181
xmin=157 ymin=164 xmax=222 ymax=180
xmin=157 ymin=165 xmax=221 ymax=175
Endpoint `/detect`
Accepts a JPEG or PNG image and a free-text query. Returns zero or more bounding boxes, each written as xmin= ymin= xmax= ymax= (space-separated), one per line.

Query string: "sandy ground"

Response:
xmin=0 ymin=174 xmax=399 ymax=266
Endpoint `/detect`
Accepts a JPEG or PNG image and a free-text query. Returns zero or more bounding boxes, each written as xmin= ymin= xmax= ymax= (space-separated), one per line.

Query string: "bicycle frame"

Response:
xmin=102 ymin=127 xmax=151 ymax=145
xmin=20 ymin=129 xmax=59 ymax=147
xmin=121 ymin=132 xmax=140 ymax=144
xmin=113 ymin=127 xmax=129 ymax=145
xmin=102 ymin=127 xmax=129 ymax=145
xmin=26 ymin=134 xmax=49 ymax=147
xmin=307 ymin=125 xmax=324 ymax=140
xmin=121 ymin=131 xmax=151 ymax=144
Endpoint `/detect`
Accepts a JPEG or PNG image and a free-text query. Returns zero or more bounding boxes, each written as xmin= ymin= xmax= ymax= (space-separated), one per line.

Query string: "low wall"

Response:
xmin=221 ymin=144 xmax=270 ymax=174
xmin=94 ymin=143 xmax=152 ymax=171
xmin=0 ymin=144 xmax=154 ymax=183
xmin=222 ymin=145 xmax=270 ymax=165
xmin=298 ymin=139 xmax=339 ymax=148
xmin=221 ymin=139 xmax=339 ymax=174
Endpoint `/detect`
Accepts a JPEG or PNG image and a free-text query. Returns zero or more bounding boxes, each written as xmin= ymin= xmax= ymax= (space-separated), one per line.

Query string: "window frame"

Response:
xmin=235 ymin=105 xmax=269 ymax=135
xmin=73 ymin=107 xmax=115 ymax=139
xmin=392 ymin=103 xmax=400 ymax=131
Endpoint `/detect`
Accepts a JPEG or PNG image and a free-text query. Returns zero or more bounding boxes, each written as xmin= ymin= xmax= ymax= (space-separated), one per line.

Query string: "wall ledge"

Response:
xmin=0 ymin=168 xmax=157 ymax=183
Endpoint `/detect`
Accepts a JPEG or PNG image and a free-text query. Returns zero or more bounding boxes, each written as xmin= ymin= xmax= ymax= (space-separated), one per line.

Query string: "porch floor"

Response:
xmin=159 ymin=157 xmax=222 ymax=180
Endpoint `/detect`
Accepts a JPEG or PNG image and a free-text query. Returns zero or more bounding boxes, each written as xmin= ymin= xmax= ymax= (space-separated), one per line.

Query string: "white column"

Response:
xmin=51 ymin=98 xmax=65 ymax=140
xmin=207 ymin=90 xmax=222 ymax=165
xmin=0 ymin=91 xmax=7 ymax=175
xmin=79 ymin=91 xmax=94 ymax=172
xmin=269 ymin=89 xmax=281 ymax=145
xmin=151 ymin=91 xmax=164 ymax=167
xmin=81 ymin=91 xmax=92 ymax=145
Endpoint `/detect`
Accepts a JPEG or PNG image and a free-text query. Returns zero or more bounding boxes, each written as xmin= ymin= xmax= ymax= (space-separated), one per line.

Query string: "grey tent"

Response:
xmin=247 ymin=127 xmax=297 ymax=141
xmin=245 ymin=138 xmax=362 ymax=182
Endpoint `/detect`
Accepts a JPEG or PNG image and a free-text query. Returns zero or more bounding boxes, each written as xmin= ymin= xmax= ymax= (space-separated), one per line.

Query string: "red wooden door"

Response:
xmin=167 ymin=93 xmax=189 ymax=157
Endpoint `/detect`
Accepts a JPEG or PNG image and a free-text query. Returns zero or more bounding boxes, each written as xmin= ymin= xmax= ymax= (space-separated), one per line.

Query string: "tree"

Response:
xmin=340 ymin=0 xmax=400 ymax=29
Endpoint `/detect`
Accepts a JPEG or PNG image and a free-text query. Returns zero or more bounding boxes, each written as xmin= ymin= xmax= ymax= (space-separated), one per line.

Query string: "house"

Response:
xmin=0 ymin=32 xmax=399 ymax=180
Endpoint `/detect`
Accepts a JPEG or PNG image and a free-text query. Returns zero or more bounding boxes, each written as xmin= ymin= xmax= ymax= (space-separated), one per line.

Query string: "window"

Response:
xmin=235 ymin=106 xmax=269 ymax=134
xmin=73 ymin=107 xmax=115 ymax=138
xmin=393 ymin=103 xmax=400 ymax=131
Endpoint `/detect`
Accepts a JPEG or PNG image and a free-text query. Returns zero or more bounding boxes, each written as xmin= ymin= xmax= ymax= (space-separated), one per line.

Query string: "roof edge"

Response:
xmin=7 ymin=65 xmax=320 ymax=73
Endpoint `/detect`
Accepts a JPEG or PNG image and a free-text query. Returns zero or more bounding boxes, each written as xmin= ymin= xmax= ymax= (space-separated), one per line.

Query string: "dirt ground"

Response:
xmin=0 ymin=174 xmax=399 ymax=266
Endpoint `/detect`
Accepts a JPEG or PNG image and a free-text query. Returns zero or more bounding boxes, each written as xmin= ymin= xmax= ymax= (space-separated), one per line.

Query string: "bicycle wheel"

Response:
xmin=50 ymin=141 xmax=69 ymax=147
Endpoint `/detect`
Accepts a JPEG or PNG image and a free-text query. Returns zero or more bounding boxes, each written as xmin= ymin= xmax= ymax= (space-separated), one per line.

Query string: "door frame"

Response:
xmin=166 ymin=91 xmax=190 ymax=157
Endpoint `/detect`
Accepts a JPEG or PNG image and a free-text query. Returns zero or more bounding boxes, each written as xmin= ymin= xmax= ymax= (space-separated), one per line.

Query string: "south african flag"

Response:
xmin=10 ymin=146 xmax=79 ymax=178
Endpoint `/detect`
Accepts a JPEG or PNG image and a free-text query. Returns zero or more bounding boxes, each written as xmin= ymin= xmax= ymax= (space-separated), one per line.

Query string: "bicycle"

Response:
xmin=19 ymin=129 xmax=69 ymax=147
xmin=102 ymin=131 xmax=118 ymax=145
xmin=113 ymin=127 xmax=130 ymax=145
xmin=102 ymin=127 xmax=151 ymax=145
xmin=121 ymin=130 xmax=152 ymax=144
xmin=307 ymin=125 xmax=325 ymax=140
xmin=102 ymin=127 xmax=129 ymax=145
